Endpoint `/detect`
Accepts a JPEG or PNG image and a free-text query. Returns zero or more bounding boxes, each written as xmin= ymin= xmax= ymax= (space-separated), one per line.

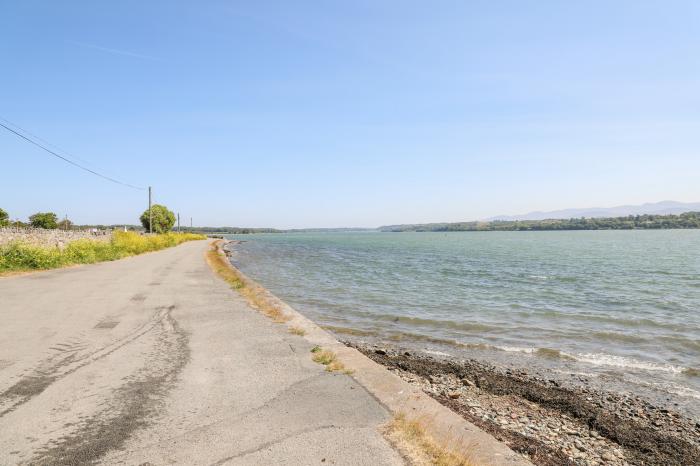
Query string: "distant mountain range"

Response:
xmin=487 ymin=201 xmax=700 ymax=221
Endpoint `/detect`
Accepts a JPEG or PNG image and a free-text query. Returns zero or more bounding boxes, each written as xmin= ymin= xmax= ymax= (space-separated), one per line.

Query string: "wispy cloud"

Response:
xmin=69 ymin=41 xmax=162 ymax=61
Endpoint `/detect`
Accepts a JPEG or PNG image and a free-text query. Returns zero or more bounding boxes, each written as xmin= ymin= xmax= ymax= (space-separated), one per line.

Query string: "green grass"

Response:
xmin=0 ymin=231 xmax=206 ymax=273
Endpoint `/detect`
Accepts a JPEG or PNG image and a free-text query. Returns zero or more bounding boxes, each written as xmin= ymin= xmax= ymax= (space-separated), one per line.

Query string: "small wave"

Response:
xmin=535 ymin=347 xmax=576 ymax=361
xmin=460 ymin=342 xmax=498 ymax=351
xmin=591 ymin=331 xmax=647 ymax=344
xmin=386 ymin=332 xmax=491 ymax=351
xmin=322 ymin=325 xmax=378 ymax=337
xmin=378 ymin=331 xmax=500 ymax=353
xmin=658 ymin=336 xmax=700 ymax=352
xmin=529 ymin=311 xmax=686 ymax=332
xmin=492 ymin=346 xmax=687 ymax=372
xmin=372 ymin=314 xmax=497 ymax=333
xmin=496 ymin=346 xmax=536 ymax=354
xmin=389 ymin=332 xmax=445 ymax=344
xmin=494 ymin=346 xmax=575 ymax=360
xmin=423 ymin=349 xmax=452 ymax=357
xmin=574 ymin=353 xmax=685 ymax=374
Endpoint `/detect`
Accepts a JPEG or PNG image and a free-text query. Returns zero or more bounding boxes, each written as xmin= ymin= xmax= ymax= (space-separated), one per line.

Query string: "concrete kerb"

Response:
xmin=213 ymin=240 xmax=532 ymax=466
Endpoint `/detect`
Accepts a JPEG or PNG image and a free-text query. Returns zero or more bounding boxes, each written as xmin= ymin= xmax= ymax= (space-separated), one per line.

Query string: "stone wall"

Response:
xmin=0 ymin=227 xmax=113 ymax=248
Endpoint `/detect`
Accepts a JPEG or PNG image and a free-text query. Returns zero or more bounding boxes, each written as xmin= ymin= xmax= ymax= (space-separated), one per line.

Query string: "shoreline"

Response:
xmin=321 ymin=324 xmax=700 ymax=421
xmin=346 ymin=341 xmax=700 ymax=466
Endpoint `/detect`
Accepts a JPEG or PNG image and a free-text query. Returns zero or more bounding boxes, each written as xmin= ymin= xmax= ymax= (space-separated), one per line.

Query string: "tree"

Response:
xmin=140 ymin=204 xmax=176 ymax=233
xmin=0 ymin=208 xmax=8 ymax=227
xmin=29 ymin=212 xmax=59 ymax=229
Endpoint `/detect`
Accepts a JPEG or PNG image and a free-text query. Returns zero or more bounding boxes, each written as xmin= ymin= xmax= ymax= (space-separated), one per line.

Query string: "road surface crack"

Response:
xmin=210 ymin=425 xmax=337 ymax=465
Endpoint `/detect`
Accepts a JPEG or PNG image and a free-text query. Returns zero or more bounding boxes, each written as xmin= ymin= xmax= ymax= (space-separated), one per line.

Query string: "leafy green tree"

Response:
xmin=0 ymin=208 xmax=8 ymax=227
xmin=29 ymin=212 xmax=59 ymax=229
xmin=140 ymin=204 xmax=176 ymax=233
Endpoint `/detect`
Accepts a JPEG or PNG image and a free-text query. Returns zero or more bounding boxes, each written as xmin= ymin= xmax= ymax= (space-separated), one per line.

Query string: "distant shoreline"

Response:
xmin=166 ymin=211 xmax=700 ymax=234
xmin=378 ymin=211 xmax=700 ymax=232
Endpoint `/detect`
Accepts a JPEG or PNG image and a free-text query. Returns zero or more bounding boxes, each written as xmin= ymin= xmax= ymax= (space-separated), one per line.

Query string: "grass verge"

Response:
xmin=288 ymin=326 xmax=306 ymax=336
xmin=0 ymin=231 xmax=206 ymax=274
xmin=310 ymin=346 xmax=353 ymax=374
xmin=205 ymin=241 xmax=290 ymax=323
xmin=384 ymin=414 xmax=476 ymax=466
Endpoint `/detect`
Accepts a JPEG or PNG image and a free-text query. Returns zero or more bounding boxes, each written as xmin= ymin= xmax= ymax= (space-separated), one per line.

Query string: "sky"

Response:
xmin=1 ymin=1 xmax=699 ymax=228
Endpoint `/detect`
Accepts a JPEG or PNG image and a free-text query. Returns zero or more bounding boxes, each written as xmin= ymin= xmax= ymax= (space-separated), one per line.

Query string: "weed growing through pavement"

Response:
xmin=311 ymin=347 xmax=354 ymax=374
xmin=384 ymin=414 xmax=475 ymax=466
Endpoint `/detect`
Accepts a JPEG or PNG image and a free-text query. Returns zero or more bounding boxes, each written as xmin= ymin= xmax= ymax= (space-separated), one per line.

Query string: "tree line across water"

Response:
xmin=378 ymin=211 xmax=700 ymax=232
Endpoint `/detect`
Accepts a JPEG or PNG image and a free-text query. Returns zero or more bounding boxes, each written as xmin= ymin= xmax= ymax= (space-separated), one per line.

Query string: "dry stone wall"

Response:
xmin=0 ymin=227 xmax=113 ymax=248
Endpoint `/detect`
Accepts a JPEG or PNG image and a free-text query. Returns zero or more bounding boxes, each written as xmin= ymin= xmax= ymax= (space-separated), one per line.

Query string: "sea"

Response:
xmin=224 ymin=230 xmax=700 ymax=417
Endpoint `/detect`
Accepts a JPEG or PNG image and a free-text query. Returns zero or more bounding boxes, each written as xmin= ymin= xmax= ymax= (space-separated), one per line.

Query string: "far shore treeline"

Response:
xmin=379 ymin=211 xmax=700 ymax=232
xmin=158 ymin=211 xmax=700 ymax=233
xmin=178 ymin=211 xmax=700 ymax=233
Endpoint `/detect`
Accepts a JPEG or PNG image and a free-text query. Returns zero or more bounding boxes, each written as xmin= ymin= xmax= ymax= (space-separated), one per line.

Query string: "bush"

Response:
xmin=140 ymin=204 xmax=176 ymax=234
xmin=0 ymin=208 xmax=8 ymax=227
xmin=0 ymin=242 xmax=64 ymax=270
xmin=0 ymin=231 xmax=206 ymax=272
xmin=29 ymin=212 xmax=58 ymax=229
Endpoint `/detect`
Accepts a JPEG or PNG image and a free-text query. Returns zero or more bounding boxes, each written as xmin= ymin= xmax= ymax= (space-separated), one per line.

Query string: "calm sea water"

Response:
xmin=226 ymin=230 xmax=700 ymax=415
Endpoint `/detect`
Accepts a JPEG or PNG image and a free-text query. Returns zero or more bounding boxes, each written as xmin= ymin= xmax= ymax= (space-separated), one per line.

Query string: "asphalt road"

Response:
xmin=0 ymin=240 xmax=403 ymax=465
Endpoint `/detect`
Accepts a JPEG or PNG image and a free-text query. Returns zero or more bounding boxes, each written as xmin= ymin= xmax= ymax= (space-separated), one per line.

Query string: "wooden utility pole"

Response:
xmin=148 ymin=186 xmax=152 ymax=234
xmin=177 ymin=213 xmax=180 ymax=233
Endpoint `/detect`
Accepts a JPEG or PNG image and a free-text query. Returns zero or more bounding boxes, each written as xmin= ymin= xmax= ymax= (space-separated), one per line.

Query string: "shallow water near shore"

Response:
xmin=225 ymin=230 xmax=700 ymax=418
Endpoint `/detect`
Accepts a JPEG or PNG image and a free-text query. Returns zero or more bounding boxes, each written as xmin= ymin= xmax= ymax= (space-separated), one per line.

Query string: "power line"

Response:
xmin=0 ymin=120 xmax=146 ymax=191
xmin=0 ymin=117 xmax=93 ymax=166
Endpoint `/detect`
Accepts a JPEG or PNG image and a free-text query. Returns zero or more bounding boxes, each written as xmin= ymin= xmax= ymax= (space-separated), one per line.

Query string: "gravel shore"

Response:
xmin=346 ymin=342 xmax=700 ymax=466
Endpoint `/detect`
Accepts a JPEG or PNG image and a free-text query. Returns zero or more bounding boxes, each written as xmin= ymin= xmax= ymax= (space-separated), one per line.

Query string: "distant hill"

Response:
xmin=488 ymin=201 xmax=700 ymax=221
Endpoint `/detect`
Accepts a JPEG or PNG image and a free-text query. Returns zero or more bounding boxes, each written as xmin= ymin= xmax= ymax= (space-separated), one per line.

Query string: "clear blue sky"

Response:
xmin=2 ymin=1 xmax=699 ymax=228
